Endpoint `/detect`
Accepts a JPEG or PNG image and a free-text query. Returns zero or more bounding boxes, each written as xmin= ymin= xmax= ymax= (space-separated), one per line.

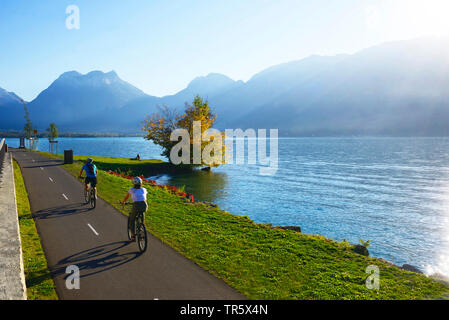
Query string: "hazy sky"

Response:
xmin=1 ymin=0 xmax=449 ymax=101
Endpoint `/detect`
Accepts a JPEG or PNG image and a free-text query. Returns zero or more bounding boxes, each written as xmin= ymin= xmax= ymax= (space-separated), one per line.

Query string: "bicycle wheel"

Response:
xmin=136 ymin=217 xmax=148 ymax=253
xmin=127 ymin=215 xmax=134 ymax=240
xmin=90 ymin=189 xmax=96 ymax=209
xmin=84 ymin=187 xmax=89 ymax=204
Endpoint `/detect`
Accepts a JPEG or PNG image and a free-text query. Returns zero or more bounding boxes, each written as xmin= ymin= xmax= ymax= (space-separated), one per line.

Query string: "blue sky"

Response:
xmin=1 ymin=0 xmax=449 ymax=101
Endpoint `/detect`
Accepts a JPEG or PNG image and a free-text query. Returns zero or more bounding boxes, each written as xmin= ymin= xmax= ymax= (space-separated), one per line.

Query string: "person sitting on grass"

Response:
xmin=121 ymin=177 xmax=148 ymax=242
xmin=130 ymin=154 xmax=141 ymax=161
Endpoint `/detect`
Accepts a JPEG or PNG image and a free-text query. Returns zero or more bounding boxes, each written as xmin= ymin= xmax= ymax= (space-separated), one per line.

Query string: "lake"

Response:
xmin=5 ymin=136 xmax=449 ymax=276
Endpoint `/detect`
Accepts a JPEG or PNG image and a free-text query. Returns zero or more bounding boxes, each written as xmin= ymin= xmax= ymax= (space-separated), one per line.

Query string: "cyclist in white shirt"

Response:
xmin=122 ymin=177 xmax=148 ymax=242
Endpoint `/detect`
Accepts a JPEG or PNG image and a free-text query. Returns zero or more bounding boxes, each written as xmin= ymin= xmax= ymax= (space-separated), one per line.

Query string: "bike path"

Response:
xmin=12 ymin=149 xmax=245 ymax=300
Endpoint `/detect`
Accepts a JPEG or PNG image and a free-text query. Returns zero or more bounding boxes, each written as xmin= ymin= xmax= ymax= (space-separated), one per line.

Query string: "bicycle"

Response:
xmin=122 ymin=202 xmax=148 ymax=253
xmin=79 ymin=177 xmax=96 ymax=209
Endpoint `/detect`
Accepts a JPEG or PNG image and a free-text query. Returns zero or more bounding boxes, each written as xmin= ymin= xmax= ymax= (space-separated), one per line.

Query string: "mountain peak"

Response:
xmin=58 ymin=70 xmax=82 ymax=79
xmin=26 ymin=69 xmax=149 ymax=130
xmin=85 ymin=70 xmax=117 ymax=78
xmin=57 ymin=70 xmax=119 ymax=81
xmin=0 ymin=87 xmax=23 ymax=105
xmin=49 ymin=70 xmax=135 ymax=90
xmin=189 ymin=73 xmax=234 ymax=84
xmin=106 ymin=70 xmax=118 ymax=77
xmin=249 ymin=54 xmax=349 ymax=83
xmin=186 ymin=73 xmax=237 ymax=93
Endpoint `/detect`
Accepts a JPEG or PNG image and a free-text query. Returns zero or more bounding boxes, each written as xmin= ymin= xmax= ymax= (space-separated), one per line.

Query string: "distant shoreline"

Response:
xmin=0 ymin=131 xmax=145 ymax=138
xmin=4 ymin=131 xmax=449 ymax=139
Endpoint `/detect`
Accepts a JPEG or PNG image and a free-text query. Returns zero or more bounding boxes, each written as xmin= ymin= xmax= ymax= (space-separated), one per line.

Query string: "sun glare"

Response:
xmin=367 ymin=0 xmax=449 ymax=41
xmin=402 ymin=0 xmax=449 ymax=36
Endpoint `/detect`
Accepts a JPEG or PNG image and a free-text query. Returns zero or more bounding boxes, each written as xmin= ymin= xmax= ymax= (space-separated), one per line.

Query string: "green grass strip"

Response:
xmin=13 ymin=160 xmax=58 ymax=300
xmin=37 ymin=151 xmax=449 ymax=299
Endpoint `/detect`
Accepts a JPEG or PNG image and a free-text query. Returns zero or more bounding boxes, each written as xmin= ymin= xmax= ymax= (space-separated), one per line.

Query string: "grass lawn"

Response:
xmin=36 ymin=151 xmax=449 ymax=299
xmin=41 ymin=152 xmax=189 ymax=176
xmin=13 ymin=160 xmax=58 ymax=300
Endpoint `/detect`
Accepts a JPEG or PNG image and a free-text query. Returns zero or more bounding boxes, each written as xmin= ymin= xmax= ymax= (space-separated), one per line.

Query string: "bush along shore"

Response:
xmin=105 ymin=170 xmax=195 ymax=203
xmin=35 ymin=151 xmax=449 ymax=299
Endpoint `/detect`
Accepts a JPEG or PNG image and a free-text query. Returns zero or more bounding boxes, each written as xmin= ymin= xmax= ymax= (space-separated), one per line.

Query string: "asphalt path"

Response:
xmin=12 ymin=149 xmax=245 ymax=300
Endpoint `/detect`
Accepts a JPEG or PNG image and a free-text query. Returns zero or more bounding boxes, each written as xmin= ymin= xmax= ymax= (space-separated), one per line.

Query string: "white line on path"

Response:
xmin=62 ymin=194 xmax=69 ymax=200
xmin=87 ymin=224 xmax=99 ymax=236
xmin=49 ymin=177 xmax=54 ymax=182
xmin=40 ymin=167 xmax=43 ymax=170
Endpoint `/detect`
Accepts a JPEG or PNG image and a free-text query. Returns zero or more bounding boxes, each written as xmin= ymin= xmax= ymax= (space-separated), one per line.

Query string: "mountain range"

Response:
xmin=2 ymin=37 xmax=449 ymax=136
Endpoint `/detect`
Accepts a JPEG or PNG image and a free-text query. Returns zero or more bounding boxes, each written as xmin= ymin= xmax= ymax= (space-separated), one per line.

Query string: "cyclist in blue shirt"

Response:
xmin=79 ymin=158 xmax=98 ymax=199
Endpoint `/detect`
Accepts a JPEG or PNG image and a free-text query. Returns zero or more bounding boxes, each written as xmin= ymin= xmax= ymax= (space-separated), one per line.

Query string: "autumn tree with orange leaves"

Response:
xmin=142 ymin=95 xmax=226 ymax=169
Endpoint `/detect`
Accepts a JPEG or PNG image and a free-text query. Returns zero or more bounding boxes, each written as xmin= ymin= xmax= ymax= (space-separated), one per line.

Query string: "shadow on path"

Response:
xmin=50 ymin=241 xmax=141 ymax=279
xmin=24 ymin=163 xmax=63 ymax=169
xmin=34 ymin=203 xmax=92 ymax=219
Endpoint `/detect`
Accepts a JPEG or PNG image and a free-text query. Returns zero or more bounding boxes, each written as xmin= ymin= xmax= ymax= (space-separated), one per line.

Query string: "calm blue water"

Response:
xmin=5 ymin=137 xmax=449 ymax=276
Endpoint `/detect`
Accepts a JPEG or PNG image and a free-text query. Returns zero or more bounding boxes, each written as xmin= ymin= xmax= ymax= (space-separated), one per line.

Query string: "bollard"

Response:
xmin=5 ymin=144 xmax=8 ymax=153
xmin=64 ymin=150 xmax=73 ymax=164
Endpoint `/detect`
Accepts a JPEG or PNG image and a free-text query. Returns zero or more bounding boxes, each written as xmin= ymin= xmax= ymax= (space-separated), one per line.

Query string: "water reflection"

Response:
xmin=150 ymin=170 xmax=228 ymax=203
xmin=425 ymin=180 xmax=449 ymax=276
